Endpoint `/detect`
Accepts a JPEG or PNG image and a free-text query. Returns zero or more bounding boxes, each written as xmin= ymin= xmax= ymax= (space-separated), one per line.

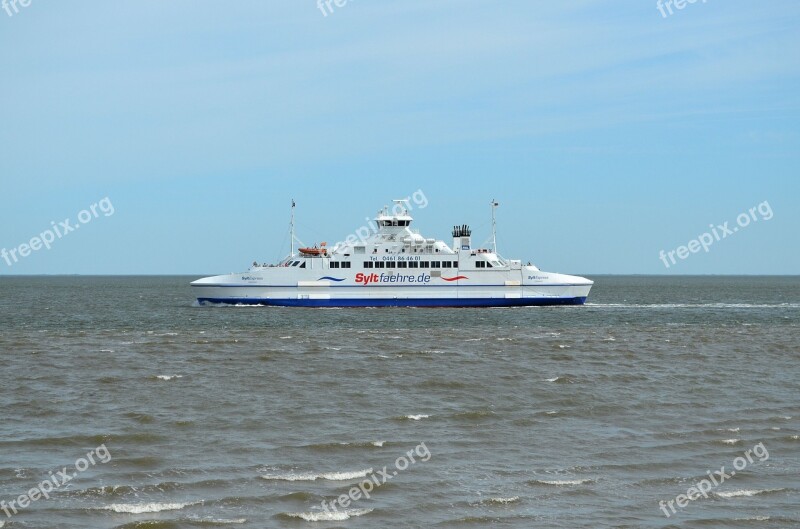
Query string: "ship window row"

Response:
xmin=403 ymin=247 xmax=439 ymax=253
xmin=378 ymin=220 xmax=411 ymax=227
xmin=290 ymin=261 xmax=307 ymax=268
xmin=329 ymin=261 xmax=352 ymax=268
xmin=364 ymin=261 xmax=458 ymax=269
xmin=475 ymin=261 xmax=493 ymax=268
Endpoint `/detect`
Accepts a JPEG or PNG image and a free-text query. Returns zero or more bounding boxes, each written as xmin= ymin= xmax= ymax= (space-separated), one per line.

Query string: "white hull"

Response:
xmin=192 ymin=269 xmax=592 ymax=307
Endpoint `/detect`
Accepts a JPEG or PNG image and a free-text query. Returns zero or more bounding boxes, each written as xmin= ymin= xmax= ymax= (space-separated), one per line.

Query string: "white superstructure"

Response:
xmin=191 ymin=201 xmax=593 ymax=307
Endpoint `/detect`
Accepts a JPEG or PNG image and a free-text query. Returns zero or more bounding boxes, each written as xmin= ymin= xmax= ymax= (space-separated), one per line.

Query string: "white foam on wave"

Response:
xmin=405 ymin=414 xmax=430 ymax=421
xmin=534 ymin=478 xmax=592 ymax=486
xmin=721 ymin=438 xmax=740 ymax=445
xmin=188 ymin=517 xmax=247 ymax=524
xmin=285 ymin=508 xmax=372 ymax=521
xmin=320 ymin=469 xmax=373 ymax=480
xmin=103 ymin=501 xmax=200 ymax=513
xmin=371 ymin=441 xmax=385 ymax=447
xmin=261 ymin=468 xmax=372 ymax=482
xmin=735 ymin=516 xmax=771 ymax=521
xmin=791 ymin=435 xmax=799 ymax=440
xmin=716 ymin=488 xmax=784 ymax=498
xmin=484 ymin=496 xmax=520 ymax=504
xmin=545 ymin=377 xmax=559 ymax=382
xmin=156 ymin=375 xmax=183 ymax=381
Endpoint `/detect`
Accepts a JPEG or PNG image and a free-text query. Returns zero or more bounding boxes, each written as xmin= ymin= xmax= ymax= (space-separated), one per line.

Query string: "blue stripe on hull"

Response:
xmin=196 ymin=297 xmax=588 ymax=307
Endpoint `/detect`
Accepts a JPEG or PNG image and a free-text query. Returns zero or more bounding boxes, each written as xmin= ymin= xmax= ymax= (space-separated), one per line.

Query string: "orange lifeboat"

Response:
xmin=299 ymin=242 xmax=327 ymax=256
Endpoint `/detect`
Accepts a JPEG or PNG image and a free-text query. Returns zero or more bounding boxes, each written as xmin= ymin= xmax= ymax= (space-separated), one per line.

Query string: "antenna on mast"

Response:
xmin=290 ymin=199 xmax=296 ymax=257
xmin=490 ymin=199 xmax=499 ymax=253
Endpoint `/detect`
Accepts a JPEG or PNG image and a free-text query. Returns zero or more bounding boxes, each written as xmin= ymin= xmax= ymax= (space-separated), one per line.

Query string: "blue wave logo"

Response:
xmin=318 ymin=276 xmax=346 ymax=282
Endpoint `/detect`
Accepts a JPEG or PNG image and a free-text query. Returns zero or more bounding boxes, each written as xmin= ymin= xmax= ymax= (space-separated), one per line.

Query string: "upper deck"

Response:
xmin=251 ymin=200 xmax=525 ymax=273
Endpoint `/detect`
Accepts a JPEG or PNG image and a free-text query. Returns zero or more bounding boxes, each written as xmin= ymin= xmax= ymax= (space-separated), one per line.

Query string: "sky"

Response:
xmin=1 ymin=0 xmax=798 ymax=275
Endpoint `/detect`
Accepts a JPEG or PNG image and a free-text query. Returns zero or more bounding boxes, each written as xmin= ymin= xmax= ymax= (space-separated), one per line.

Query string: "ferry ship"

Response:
xmin=191 ymin=200 xmax=593 ymax=307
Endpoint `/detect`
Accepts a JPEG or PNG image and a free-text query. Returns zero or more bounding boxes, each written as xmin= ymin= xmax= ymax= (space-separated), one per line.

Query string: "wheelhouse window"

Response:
xmin=397 ymin=261 xmax=407 ymax=268
xmin=431 ymin=261 xmax=441 ymax=268
xmin=375 ymin=262 xmax=385 ymax=268
xmin=342 ymin=262 xmax=351 ymax=268
xmin=420 ymin=261 xmax=429 ymax=267
xmin=330 ymin=262 xmax=339 ymax=268
xmin=364 ymin=261 xmax=373 ymax=268
xmin=386 ymin=262 xmax=396 ymax=269
xmin=442 ymin=262 xmax=451 ymax=269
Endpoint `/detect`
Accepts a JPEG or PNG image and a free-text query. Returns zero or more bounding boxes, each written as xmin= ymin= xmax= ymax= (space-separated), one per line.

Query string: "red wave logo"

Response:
xmin=441 ymin=276 xmax=468 ymax=282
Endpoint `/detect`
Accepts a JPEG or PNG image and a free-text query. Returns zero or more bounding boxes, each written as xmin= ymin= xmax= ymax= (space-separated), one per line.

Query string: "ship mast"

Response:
xmin=290 ymin=199 xmax=296 ymax=257
xmin=490 ymin=199 xmax=499 ymax=253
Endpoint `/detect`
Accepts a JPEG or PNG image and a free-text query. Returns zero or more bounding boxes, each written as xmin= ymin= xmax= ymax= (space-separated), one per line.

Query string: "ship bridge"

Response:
xmin=373 ymin=200 xmax=414 ymax=234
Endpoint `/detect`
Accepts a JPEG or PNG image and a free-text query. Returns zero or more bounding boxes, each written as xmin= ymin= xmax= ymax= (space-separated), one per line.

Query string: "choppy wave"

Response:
xmin=155 ymin=375 xmax=183 ymax=381
xmin=402 ymin=414 xmax=430 ymax=421
xmin=452 ymin=410 xmax=494 ymax=420
xmin=482 ymin=496 xmax=520 ymax=504
xmin=186 ymin=517 xmax=247 ymax=525
xmin=529 ymin=478 xmax=593 ymax=486
xmin=260 ymin=468 xmax=372 ymax=482
xmin=545 ymin=376 xmax=575 ymax=384
xmin=69 ymin=479 xmax=216 ymax=498
xmin=301 ymin=441 xmax=386 ymax=451
xmin=715 ymin=488 xmax=785 ymax=498
xmin=279 ymin=508 xmax=373 ymax=521
xmin=102 ymin=501 xmax=201 ymax=513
